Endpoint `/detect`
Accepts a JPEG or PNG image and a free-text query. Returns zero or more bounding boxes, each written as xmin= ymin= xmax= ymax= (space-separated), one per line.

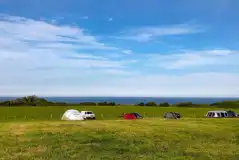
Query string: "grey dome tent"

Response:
xmin=164 ymin=112 xmax=181 ymax=119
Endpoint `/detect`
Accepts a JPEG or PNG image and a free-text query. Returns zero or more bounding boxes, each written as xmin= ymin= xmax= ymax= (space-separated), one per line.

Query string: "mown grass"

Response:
xmin=0 ymin=118 xmax=239 ymax=160
xmin=0 ymin=106 xmax=239 ymax=122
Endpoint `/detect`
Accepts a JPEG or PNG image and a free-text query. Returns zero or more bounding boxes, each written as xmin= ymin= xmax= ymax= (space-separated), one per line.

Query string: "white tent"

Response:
xmin=61 ymin=109 xmax=84 ymax=121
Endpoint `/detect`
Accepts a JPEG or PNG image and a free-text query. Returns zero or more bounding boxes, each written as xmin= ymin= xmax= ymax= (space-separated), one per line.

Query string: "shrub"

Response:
xmin=210 ymin=101 xmax=239 ymax=108
xmin=98 ymin=102 xmax=116 ymax=106
xmin=159 ymin=102 xmax=170 ymax=107
xmin=175 ymin=102 xmax=198 ymax=107
xmin=79 ymin=102 xmax=97 ymax=106
xmin=145 ymin=101 xmax=157 ymax=106
xmin=136 ymin=102 xmax=145 ymax=106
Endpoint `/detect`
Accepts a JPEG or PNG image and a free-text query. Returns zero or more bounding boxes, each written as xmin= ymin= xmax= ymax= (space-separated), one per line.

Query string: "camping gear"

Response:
xmin=122 ymin=112 xmax=143 ymax=120
xmin=61 ymin=109 xmax=84 ymax=120
xmin=206 ymin=110 xmax=228 ymax=118
xmin=227 ymin=110 xmax=238 ymax=117
xmin=123 ymin=113 xmax=136 ymax=120
xmin=205 ymin=110 xmax=239 ymax=118
xmin=164 ymin=112 xmax=181 ymax=119
xmin=131 ymin=112 xmax=143 ymax=119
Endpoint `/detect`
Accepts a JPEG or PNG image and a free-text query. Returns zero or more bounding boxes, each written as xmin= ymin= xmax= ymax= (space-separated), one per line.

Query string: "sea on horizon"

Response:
xmin=0 ymin=97 xmax=238 ymax=105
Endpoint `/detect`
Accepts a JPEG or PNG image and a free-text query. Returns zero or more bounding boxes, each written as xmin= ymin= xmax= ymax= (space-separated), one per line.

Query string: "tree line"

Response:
xmin=0 ymin=96 xmax=239 ymax=108
xmin=136 ymin=101 xmax=239 ymax=108
xmin=0 ymin=96 xmax=118 ymax=107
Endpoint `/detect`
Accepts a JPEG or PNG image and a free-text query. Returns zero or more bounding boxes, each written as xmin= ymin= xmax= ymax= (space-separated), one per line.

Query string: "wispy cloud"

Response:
xmin=116 ymin=23 xmax=205 ymax=42
xmin=145 ymin=49 xmax=239 ymax=69
xmin=1 ymin=72 xmax=239 ymax=97
xmin=108 ymin=17 xmax=113 ymax=21
xmin=0 ymin=14 xmax=135 ymax=76
xmin=1 ymin=14 xmax=239 ymax=97
xmin=80 ymin=16 xmax=89 ymax=20
xmin=0 ymin=14 xmax=117 ymax=50
xmin=122 ymin=50 xmax=133 ymax=55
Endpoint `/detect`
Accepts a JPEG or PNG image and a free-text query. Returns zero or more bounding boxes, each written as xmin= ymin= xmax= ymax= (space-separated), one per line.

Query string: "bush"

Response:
xmin=210 ymin=101 xmax=239 ymax=108
xmin=98 ymin=102 xmax=116 ymax=106
xmin=136 ymin=102 xmax=145 ymax=106
xmin=145 ymin=101 xmax=157 ymax=106
xmin=79 ymin=102 xmax=97 ymax=106
xmin=175 ymin=102 xmax=198 ymax=107
xmin=0 ymin=96 xmax=67 ymax=106
xmin=159 ymin=102 xmax=170 ymax=107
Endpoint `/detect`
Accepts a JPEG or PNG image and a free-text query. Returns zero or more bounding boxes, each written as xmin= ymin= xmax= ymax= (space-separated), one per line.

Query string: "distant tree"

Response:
xmin=175 ymin=102 xmax=200 ymax=107
xmin=0 ymin=95 xmax=67 ymax=106
xmin=98 ymin=101 xmax=116 ymax=106
xmin=210 ymin=101 xmax=239 ymax=108
xmin=159 ymin=102 xmax=170 ymax=107
xmin=136 ymin=102 xmax=145 ymax=106
xmin=209 ymin=103 xmax=218 ymax=106
xmin=79 ymin=102 xmax=97 ymax=106
xmin=145 ymin=101 xmax=157 ymax=106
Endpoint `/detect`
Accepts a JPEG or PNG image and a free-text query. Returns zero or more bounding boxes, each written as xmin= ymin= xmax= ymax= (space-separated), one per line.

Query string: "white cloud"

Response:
xmin=145 ymin=49 xmax=239 ymax=69
xmin=1 ymin=72 xmax=239 ymax=97
xmin=117 ymin=23 xmax=205 ymax=42
xmin=0 ymin=14 xmax=117 ymax=50
xmin=122 ymin=50 xmax=133 ymax=55
xmin=99 ymin=69 xmax=134 ymax=76
xmin=0 ymin=14 xmax=136 ymax=91
xmin=0 ymin=14 xmax=239 ymax=97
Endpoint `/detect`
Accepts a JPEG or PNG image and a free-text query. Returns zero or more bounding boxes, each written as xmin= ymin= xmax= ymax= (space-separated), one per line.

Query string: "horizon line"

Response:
xmin=0 ymin=96 xmax=239 ymax=98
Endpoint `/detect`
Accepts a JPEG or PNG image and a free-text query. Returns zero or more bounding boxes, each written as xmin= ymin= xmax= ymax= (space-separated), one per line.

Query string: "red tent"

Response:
xmin=123 ymin=113 xmax=137 ymax=120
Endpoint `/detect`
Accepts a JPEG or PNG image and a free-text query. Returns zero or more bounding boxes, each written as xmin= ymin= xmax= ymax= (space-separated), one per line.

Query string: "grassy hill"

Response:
xmin=0 ymin=119 xmax=239 ymax=160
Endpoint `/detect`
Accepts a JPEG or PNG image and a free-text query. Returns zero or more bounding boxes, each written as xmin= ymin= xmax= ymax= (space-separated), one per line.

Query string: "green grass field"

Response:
xmin=1 ymin=106 xmax=239 ymax=121
xmin=0 ymin=106 xmax=239 ymax=160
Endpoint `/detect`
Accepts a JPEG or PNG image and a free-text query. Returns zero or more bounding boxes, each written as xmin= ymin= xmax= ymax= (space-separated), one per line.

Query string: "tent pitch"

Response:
xmin=122 ymin=113 xmax=143 ymax=120
xmin=164 ymin=112 xmax=181 ymax=119
xmin=61 ymin=109 xmax=84 ymax=121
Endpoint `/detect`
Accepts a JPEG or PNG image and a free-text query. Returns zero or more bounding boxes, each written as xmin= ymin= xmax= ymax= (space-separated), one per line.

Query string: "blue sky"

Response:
xmin=0 ymin=0 xmax=239 ymax=97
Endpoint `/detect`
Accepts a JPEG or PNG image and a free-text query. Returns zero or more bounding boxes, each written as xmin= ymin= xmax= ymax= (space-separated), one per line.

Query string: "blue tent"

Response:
xmin=132 ymin=112 xmax=143 ymax=119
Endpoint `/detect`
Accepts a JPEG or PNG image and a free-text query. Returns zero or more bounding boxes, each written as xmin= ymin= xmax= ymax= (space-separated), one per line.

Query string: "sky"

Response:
xmin=0 ymin=0 xmax=239 ymax=97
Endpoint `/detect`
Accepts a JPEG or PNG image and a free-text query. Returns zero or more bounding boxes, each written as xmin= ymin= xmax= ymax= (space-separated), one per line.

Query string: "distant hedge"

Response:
xmin=135 ymin=102 xmax=170 ymax=107
xmin=98 ymin=102 xmax=116 ymax=106
xmin=210 ymin=101 xmax=239 ymax=108
xmin=0 ymin=96 xmax=118 ymax=107
xmin=135 ymin=101 xmax=239 ymax=108
xmin=145 ymin=101 xmax=157 ymax=106
xmin=0 ymin=95 xmax=239 ymax=108
xmin=159 ymin=102 xmax=170 ymax=107
xmin=174 ymin=102 xmax=199 ymax=107
xmin=79 ymin=102 xmax=97 ymax=106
